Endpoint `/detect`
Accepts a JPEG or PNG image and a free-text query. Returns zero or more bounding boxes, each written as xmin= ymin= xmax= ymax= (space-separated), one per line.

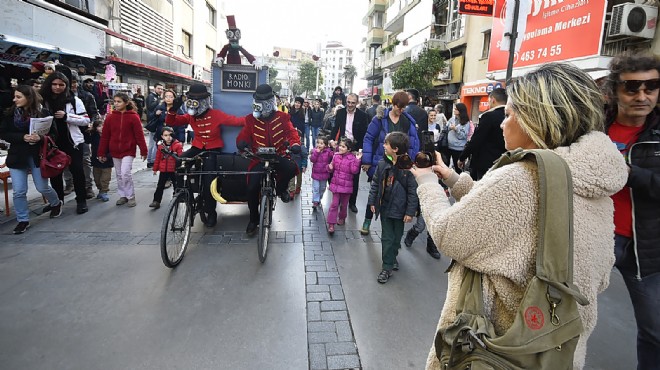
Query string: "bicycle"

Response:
xmin=159 ymin=147 xmax=280 ymax=268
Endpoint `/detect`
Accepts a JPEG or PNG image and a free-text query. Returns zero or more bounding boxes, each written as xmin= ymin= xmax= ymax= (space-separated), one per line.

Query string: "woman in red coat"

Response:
xmin=97 ymin=93 xmax=147 ymax=207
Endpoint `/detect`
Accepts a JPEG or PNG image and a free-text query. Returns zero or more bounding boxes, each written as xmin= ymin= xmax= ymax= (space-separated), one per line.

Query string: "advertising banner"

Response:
xmin=487 ymin=0 xmax=607 ymax=72
xmin=459 ymin=0 xmax=495 ymax=17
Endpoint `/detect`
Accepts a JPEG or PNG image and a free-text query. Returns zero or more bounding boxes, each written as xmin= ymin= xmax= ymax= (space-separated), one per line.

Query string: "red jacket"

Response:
xmin=153 ymin=139 xmax=183 ymax=173
xmin=165 ymin=109 xmax=245 ymax=150
xmin=236 ymin=111 xmax=300 ymax=168
xmin=98 ymin=110 xmax=148 ymax=158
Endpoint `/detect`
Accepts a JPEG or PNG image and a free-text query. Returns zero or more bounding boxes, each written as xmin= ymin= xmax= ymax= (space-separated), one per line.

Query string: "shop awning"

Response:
xmin=0 ymin=35 xmax=98 ymax=68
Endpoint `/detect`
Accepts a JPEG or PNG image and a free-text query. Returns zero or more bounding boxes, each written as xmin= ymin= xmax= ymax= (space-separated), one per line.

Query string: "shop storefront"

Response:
xmin=460 ymin=80 xmax=505 ymax=122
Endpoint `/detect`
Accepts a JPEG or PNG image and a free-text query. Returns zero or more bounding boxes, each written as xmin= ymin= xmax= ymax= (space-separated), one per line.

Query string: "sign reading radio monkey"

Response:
xmin=488 ymin=0 xmax=607 ymax=72
xmin=222 ymin=70 xmax=257 ymax=92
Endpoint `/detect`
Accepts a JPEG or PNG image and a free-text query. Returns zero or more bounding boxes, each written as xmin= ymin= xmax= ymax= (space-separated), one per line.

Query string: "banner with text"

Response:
xmin=487 ymin=0 xmax=606 ymax=72
xmin=459 ymin=0 xmax=495 ymax=17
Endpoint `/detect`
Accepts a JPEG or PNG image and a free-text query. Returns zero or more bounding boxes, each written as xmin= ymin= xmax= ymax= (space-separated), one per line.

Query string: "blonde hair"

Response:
xmin=507 ymin=62 xmax=604 ymax=149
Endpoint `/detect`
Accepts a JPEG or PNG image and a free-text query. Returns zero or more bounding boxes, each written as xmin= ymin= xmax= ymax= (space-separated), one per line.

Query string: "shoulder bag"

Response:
xmin=434 ymin=148 xmax=589 ymax=370
xmin=40 ymin=135 xmax=71 ymax=178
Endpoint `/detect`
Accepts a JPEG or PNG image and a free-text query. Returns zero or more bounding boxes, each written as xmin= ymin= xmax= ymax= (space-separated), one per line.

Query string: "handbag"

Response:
xmin=40 ymin=135 xmax=71 ymax=178
xmin=145 ymin=116 xmax=160 ymax=133
xmin=437 ymin=126 xmax=449 ymax=150
xmin=434 ymin=149 xmax=589 ymax=370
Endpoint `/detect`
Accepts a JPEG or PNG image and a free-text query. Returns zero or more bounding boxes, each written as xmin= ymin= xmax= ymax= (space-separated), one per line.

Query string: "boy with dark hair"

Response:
xmin=150 ymin=126 xmax=183 ymax=209
xmin=367 ymin=132 xmax=419 ymax=283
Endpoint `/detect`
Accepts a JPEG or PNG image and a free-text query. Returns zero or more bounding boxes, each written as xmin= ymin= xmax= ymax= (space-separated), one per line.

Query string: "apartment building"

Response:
xmin=321 ymin=41 xmax=353 ymax=98
xmin=258 ymin=47 xmax=316 ymax=100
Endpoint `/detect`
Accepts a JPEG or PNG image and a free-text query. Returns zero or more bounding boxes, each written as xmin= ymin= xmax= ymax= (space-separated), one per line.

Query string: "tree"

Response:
xmin=342 ymin=64 xmax=357 ymax=93
xmin=290 ymin=80 xmax=303 ymax=98
xmin=392 ymin=47 xmax=445 ymax=93
xmin=297 ymin=61 xmax=321 ymax=97
xmin=268 ymin=68 xmax=282 ymax=94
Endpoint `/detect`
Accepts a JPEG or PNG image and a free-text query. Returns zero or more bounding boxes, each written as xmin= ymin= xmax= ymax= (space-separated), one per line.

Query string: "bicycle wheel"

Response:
xmin=257 ymin=193 xmax=272 ymax=263
xmin=160 ymin=191 xmax=192 ymax=268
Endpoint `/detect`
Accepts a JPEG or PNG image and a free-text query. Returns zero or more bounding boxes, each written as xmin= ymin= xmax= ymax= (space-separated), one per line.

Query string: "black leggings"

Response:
xmin=51 ymin=142 xmax=86 ymax=203
xmin=180 ymin=146 xmax=223 ymax=215
xmin=153 ymin=172 xmax=177 ymax=202
xmin=246 ymin=158 xmax=297 ymax=223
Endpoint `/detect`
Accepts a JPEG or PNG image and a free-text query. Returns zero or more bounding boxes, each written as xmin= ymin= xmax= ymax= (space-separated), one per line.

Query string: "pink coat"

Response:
xmin=328 ymin=152 xmax=360 ymax=194
xmin=310 ymin=147 xmax=334 ymax=181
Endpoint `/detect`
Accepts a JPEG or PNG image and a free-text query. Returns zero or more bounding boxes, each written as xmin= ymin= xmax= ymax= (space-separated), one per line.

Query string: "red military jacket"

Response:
xmin=165 ymin=109 xmax=245 ymax=150
xmin=236 ymin=111 xmax=300 ymax=167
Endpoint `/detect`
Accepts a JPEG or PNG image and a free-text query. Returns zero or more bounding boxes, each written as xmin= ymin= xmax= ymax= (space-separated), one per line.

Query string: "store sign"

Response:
xmin=221 ymin=70 xmax=257 ymax=92
xmin=488 ymin=0 xmax=606 ymax=72
xmin=461 ymin=82 xmax=504 ymax=97
xmin=459 ymin=0 xmax=495 ymax=17
xmin=0 ymin=42 xmax=59 ymax=66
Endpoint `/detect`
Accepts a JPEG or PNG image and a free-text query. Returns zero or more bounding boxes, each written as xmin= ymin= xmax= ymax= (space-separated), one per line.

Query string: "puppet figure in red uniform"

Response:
xmin=166 ymin=83 xmax=245 ymax=227
xmin=236 ymin=84 xmax=300 ymax=235
xmin=216 ymin=16 xmax=256 ymax=66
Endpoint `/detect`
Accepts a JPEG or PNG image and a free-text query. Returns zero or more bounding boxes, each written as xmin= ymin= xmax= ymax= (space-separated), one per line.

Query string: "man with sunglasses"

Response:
xmin=605 ymin=53 xmax=660 ymax=369
xmin=165 ymin=84 xmax=246 ymax=227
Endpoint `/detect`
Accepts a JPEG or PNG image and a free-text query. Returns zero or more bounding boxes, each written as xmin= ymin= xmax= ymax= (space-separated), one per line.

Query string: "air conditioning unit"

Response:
xmin=608 ymin=3 xmax=658 ymax=40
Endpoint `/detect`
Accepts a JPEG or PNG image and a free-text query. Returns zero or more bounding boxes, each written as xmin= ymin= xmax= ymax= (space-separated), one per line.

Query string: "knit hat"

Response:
xmin=44 ymin=62 xmax=56 ymax=71
xmin=31 ymin=62 xmax=45 ymax=72
xmin=294 ymin=97 xmax=304 ymax=104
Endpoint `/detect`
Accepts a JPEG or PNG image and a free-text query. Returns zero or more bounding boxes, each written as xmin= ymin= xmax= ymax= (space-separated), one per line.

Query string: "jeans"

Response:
xmin=147 ymin=132 xmax=157 ymax=163
xmin=312 ymin=179 xmax=327 ymax=203
xmin=8 ymin=157 xmax=60 ymax=222
xmin=303 ymin=124 xmax=311 ymax=148
xmin=412 ymin=213 xmax=426 ymax=233
xmin=113 ymin=156 xmax=135 ymax=199
xmin=614 ymin=234 xmax=660 ymax=370
xmin=310 ymin=126 xmax=320 ymax=145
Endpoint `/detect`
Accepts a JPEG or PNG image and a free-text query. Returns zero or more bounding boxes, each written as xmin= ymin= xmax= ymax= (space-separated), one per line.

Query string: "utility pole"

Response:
xmin=505 ymin=0 xmax=520 ymax=84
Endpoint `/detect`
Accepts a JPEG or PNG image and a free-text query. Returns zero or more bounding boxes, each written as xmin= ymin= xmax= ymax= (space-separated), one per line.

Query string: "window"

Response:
xmin=481 ymin=31 xmax=491 ymax=59
xmin=63 ymin=0 xmax=89 ymax=11
xmin=206 ymin=46 xmax=215 ymax=65
xmin=371 ymin=12 xmax=384 ymax=29
xmin=206 ymin=2 xmax=216 ymax=27
xmin=182 ymin=30 xmax=192 ymax=57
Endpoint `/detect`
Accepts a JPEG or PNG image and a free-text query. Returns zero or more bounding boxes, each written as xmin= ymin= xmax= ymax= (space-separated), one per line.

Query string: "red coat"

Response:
xmin=236 ymin=111 xmax=300 ymax=168
xmin=165 ymin=109 xmax=245 ymax=150
xmin=98 ymin=110 xmax=148 ymax=158
xmin=153 ymin=139 xmax=183 ymax=173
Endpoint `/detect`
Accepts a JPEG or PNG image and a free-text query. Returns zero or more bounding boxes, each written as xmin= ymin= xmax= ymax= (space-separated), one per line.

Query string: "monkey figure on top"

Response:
xmin=216 ymin=15 xmax=256 ymax=66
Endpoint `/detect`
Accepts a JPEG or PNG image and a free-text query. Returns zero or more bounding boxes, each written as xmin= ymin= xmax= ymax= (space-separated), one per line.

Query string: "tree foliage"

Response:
xmin=268 ymin=68 xmax=282 ymax=94
xmin=298 ymin=61 xmax=323 ymax=97
xmin=392 ymin=47 xmax=445 ymax=93
xmin=342 ymin=64 xmax=357 ymax=93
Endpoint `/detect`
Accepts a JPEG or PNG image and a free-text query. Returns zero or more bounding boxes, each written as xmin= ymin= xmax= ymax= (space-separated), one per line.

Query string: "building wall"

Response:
xmin=322 ymin=42 xmax=353 ymax=97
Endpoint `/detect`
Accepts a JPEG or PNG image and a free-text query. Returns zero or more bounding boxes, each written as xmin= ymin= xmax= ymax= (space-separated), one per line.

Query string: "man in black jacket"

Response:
xmin=457 ymin=88 xmax=506 ymax=180
xmin=604 ymin=53 xmax=660 ymax=369
xmin=145 ymin=83 xmax=163 ymax=167
xmin=330 ymin=93 xmax=370 ymax=213
xmin=366 ymin=94 xmax=380 ymax=122
xmin=405 ymin=89 xmax=428 ymax=140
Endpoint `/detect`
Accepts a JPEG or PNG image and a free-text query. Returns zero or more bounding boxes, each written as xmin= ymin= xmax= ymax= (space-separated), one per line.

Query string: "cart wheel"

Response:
xmin=160 ymin=191 xmax=191 ymax=268
xmin=257 ymin=194 xmax=272 ymax=263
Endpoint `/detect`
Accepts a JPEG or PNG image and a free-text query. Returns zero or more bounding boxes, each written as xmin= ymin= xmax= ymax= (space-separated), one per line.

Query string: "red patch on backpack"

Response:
xmin=524 ymin=306 xmax=544 ymax=330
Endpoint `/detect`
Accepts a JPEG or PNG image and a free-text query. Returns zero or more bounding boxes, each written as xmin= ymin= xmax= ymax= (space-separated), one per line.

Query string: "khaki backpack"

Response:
xmin=434 ymin=149 xmax=590 ymax=370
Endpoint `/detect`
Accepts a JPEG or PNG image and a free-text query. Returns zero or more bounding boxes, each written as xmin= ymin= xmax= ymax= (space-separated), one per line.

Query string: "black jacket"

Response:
xmin=0 ymin=107 xmax=56 ymax=169
xmin=608 ymin=108 xmax=660 ymax=278
xmin=459 ymin=106 xmax=506 ymax=177
xmin=146 ymin=92 xmax=161 ymax=121
xmin=76 ymin=88 xmax=99 ymax=121
xmin=366 ymin=103 xmax=379 ymax=122
xmin=405 ymin=103 xmax=428 ymax=138
xmin=367 ymin=156 xmax=418 ymax=220
xmin=330 ymin=108 xmax=369 ymax=150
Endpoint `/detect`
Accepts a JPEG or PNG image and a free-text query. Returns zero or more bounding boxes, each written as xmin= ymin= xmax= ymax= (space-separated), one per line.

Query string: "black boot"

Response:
xmin=426 ymin=233 xmax=441 ymax=259
xmin=404 ymin=228 xmax=419 ymax=248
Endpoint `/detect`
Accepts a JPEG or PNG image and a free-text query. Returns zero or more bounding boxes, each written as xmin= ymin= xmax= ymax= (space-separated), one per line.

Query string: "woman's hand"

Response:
xmin=403 ymin=215 xmax=412 ymax=223
xmin=54 ymin=110 xmax=66 ymax=119
xmin=23 ymin=134 xmax=40 ymax=144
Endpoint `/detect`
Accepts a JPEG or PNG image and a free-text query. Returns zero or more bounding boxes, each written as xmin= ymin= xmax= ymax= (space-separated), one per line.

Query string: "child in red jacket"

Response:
xmin=149 ymin=126 xmax=183 ymax=209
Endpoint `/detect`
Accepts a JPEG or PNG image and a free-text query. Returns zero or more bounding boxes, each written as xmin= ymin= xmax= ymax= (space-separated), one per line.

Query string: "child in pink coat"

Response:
xmin=309 ymin=135 xmax=334 ymax=209
xmin=327 ymin=137 xmax=361 ymax=234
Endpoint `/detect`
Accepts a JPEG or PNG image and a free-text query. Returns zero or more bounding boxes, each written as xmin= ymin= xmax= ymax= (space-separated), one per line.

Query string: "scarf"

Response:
xmin=13 ymin=108 xmax=30 ymax=130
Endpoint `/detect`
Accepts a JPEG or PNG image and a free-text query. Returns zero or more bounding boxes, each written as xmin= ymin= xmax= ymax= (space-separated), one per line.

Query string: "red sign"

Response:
xmin=459 ymin=0 xmax=495 ymax=17
xmin=487 ymin=0 xmax=606 ymax=72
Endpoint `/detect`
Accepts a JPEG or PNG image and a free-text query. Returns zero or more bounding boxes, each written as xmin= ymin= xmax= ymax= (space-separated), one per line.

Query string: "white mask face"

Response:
xmin=253 ymin=111 xmax=261 ymax=119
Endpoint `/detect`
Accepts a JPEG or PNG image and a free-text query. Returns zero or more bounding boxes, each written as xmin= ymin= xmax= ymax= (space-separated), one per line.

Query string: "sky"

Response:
xmin=222 ymin=0 xmax=369 ymax=91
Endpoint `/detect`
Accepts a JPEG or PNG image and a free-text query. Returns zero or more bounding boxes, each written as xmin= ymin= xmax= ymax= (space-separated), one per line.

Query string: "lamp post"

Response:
xmin=369 ymin=43 xmax=381 ymax=99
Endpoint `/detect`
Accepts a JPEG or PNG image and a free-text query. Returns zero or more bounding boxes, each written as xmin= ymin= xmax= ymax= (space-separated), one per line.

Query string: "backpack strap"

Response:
xmin=492 ymin=149 xmax=588 ymax=305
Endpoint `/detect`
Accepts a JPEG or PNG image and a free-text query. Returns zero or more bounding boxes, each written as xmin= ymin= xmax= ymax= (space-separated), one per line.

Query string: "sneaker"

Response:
xmin=95 ymin=193 xmax=103 ymax=200
xmin=359 ymin=219 xmax=371 ymax=235
xmin=289 ymin=191 xmax=295 ymax=199
xmin=295 ymin=186 xmax=301 ymax=194
xmin=85 ymin=188 xmax=95 ymax=199
xmin=116 ymin=197 xmax=128 ymax=206
xmin=99 ymin=193 xmax=109 ymax=202
xmin=312 ymin=201 xmax=320 ymax=209
xmin=327 ymin=224 xmax=335 ymax=234
xmin=49 ymin=202 xmax=63 ymax=218
xmin=164 ymin=180 xmax=172 ymax=189
xmin=147 ymin=162 xmax=154 ymax=168
xmin=377 ymin=269 xmax=393 ymax=284
xmin=246 ymin=221 xmax=258 ymax=235
xmin=13 ymin=221 xmax=30 ymax=234
xmin=279 ymin=191 xmax=291 ymax=203
xmin=349 ymin=204 xmax=358 ymax=213
xmin=127 ymin=198 xmax=137 ymax=207
xmin=63 ymin=184 xmax=74 ymax=196
xmin=149 ymin=201 xmax=160 ymax=209
xmin=404 ymin=229 xmax=419 ymax=248
xmin=393 ymin=261 xmax=400 ymax=271
xmin=427 ymin=244 xmax=442 ymax=260
xmin=337 ymin=219 xmax=345 ymax=225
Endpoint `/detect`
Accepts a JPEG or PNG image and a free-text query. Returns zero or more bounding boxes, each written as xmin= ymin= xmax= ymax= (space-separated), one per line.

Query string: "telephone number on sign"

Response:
xmin=517 ymin=45 xmax=563 ymax=63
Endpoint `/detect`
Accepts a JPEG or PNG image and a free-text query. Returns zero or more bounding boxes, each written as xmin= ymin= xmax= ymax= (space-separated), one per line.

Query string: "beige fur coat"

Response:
xmin=417 ymin=132 xmax=628 ymax=370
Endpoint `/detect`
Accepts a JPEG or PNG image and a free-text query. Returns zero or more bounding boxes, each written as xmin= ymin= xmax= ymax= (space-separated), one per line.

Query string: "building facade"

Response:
xmin=257 ymin=47 xmax=316 ymax=101
xmin=321 ymin=41 xmax=353 ymax=98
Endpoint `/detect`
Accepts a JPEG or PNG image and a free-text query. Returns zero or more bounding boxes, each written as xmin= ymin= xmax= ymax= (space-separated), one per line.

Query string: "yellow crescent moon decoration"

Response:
xmin=210 ymin=177 xmax=227 ymax=204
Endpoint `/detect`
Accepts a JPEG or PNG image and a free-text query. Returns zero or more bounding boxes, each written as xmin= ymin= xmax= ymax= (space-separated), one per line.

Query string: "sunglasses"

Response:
xmin=619 ymin=79 xmax=660 ymax=93
xmin=395 ymin=152 xmax=434 ymax=170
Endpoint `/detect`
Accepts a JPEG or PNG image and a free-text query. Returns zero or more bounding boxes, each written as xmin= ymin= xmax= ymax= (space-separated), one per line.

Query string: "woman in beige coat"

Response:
xmin=411 ymin=63 xmax=629 ymax=369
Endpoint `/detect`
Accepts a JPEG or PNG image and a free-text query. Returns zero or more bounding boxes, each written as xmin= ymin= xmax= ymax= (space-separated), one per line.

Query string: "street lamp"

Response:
xmin=369 ymin=42 xmax=382 ymax=99
xmin=312 ymin=55 xmax=322 ymax=99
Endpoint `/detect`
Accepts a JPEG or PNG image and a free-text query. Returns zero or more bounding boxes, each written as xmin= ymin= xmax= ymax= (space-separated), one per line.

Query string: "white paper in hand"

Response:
xmin=29 ymin=116 xmax=54 ymax=136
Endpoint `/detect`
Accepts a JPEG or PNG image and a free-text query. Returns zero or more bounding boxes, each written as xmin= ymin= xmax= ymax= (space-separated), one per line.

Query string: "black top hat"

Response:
xmin=187 ymin=84 xmax=211 ymax=99
xmin=253 ymin=84 xmax=274 ymax=100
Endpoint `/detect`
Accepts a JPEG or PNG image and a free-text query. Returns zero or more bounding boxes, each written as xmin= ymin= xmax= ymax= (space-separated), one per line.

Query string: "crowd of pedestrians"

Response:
xmin=1 ymin=52 xmax=658 ymax=370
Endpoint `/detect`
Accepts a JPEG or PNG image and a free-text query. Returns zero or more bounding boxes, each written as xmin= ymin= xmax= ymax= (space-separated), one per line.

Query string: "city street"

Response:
xmin=0 ymin=165 xmax=638 ymax=370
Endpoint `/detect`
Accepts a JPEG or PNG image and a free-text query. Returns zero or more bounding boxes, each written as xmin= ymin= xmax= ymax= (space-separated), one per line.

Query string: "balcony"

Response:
xmin=426 ymin=38 xmax=448 ymax=51
xmin=381 ymin=49 xmax=412 ymax=69
xmin=366 ymin=28 xmax=385 ymax=47
xmin=384 ymin=0 xmax=421 ymax=33
xmin=364 ymin=59 xmax=382 ymax=80
xmin=362 ymin=0 xmax=387 ymax=25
